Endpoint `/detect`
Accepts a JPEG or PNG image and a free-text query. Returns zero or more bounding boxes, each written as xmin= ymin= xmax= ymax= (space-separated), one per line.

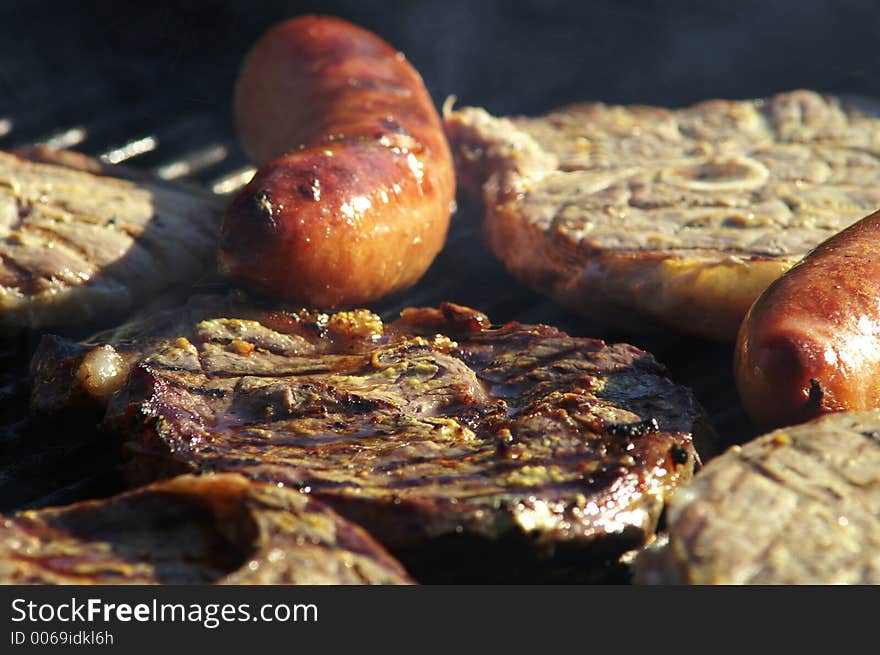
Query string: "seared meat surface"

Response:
xmin=57 ymin=296 xmax=713 ymax=581
xmin=445 ymin=90 xmax=880 ymax=340
xmin=0 ymin=472 xmax=413 ymax=584
xmin=0 ymin=148 xmax=222 ymax=334
xmin=635 ymin=411 xmax=880 ymax=584
xmin=30 ymin=294 xmax=248 ymax=415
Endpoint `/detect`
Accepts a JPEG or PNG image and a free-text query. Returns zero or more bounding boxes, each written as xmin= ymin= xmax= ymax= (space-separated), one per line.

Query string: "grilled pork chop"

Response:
xmin=0 ymin=472 xmax=413 ymax=584
xmin=445 ymin=90 xmax=880 ymax=340
xmin=0 ymin=148 xmax=222 ymax=334
xmin=634 ymin=411 xmax=880 ymax=584
xmin=46 ymin=295 xmax=712 ymax=581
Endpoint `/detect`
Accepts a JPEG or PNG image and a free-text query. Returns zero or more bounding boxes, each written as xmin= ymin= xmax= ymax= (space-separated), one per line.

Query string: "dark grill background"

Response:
xmin=0 ymin=1 xmax=875 ymax=530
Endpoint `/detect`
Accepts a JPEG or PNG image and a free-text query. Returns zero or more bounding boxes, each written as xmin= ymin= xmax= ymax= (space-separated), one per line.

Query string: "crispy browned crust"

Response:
xmin=0 ymin=472 xmax=413 ymax=584
xmin=92 ymin=297 xmax=710 ymax=581
xmin=0 ymin=148 xmax=223 ymax=335
xmin=634 ymin=411 xmax=880 ymax=584
xmin=445 ymin=91 xmax=880 ymax=340
xmin=485 ymin=198 xmax=793 ymax=341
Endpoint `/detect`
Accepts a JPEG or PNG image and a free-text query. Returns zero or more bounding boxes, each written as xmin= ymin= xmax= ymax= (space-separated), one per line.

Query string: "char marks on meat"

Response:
xmin=0 ymin=473 xmax=413 ymax=584
xmin=82 ymin=296 xmax=710 ymax=581
xmin=0 ymin=148 xmax=222 ymax=334
xmin=634 ymin=411 xmax=880 ymax=584
xmin=445 ymin=90 xmax=880 ymax=340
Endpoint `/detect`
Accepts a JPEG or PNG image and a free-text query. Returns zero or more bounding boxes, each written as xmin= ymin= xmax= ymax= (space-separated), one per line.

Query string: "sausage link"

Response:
xmin=219 ymin=15 xmax=455 ymax=307
xmin=734 ymin=208 xmax=880 ymax=429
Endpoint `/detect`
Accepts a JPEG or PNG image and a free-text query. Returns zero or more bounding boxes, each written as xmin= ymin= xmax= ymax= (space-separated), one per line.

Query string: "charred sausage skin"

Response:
xmin=219 ymin=15 xmax=455 ymax=307
xmin=735 ymin=208 xmax=880 ymax=429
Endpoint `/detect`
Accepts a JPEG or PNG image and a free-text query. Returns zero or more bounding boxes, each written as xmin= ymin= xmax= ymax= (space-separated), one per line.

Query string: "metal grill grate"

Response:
xmin=2 ymin=106 xmax=252 ymax=194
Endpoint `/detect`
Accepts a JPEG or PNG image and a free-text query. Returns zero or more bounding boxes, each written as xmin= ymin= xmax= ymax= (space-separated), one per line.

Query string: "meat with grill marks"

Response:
xmin=445 ymin=90 xmax=880 ymax=340
xmin=53 ymin=296 xmax=715 ymax=582
xmin=634 ymin=411 xmax=880 ymax=584
xmin=0 ymin=148 xmax=222 ymax=334
xmin=0 ymin=472 xmax=413 ymax=584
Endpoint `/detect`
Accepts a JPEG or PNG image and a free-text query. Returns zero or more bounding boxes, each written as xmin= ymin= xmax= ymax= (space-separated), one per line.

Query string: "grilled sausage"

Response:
xmin=734 ymin=208 xmax=880 ymax=429
xmin=219 ymin=15 xmax=455 ymax=307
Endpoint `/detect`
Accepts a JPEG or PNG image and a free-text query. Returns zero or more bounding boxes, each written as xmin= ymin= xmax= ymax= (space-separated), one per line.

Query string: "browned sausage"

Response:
xmin=219 ymin=15 xmax=455 ymax=307
xmin=734 ymin=208 xmax=880 ymax=429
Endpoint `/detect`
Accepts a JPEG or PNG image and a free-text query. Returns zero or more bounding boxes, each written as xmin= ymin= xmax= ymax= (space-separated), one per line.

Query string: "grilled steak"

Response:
xmin=634 ymin=411 xmax=880 ymax=584
xmin=445 ymin=90 xmax=880 ymax=340
xmin=0 ymin=472 xmax=413 ymax=584
xmin=0 ymin=147 xmax=222 ymax=334
xmin=73 ymin=296 xmax=712 ymax=582
xmin=30 ymin=294 xmax=248 ymax=414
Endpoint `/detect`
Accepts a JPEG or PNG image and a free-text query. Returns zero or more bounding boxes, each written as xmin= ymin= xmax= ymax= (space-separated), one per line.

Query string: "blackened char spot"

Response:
xmin=338 ymin=391 xmax=396 ymax=414
xmin=805 ymin=378 xmax=824 ymax=410
xmin=669 ymin=445 xmax=689 ymax=465
xmin=15 ymin=196 xmax=32 ymax=226
xmin=296 ymin=174 xmax=321 ymax=201
xmin=604 ymin=417 xmax=660 ymax=437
